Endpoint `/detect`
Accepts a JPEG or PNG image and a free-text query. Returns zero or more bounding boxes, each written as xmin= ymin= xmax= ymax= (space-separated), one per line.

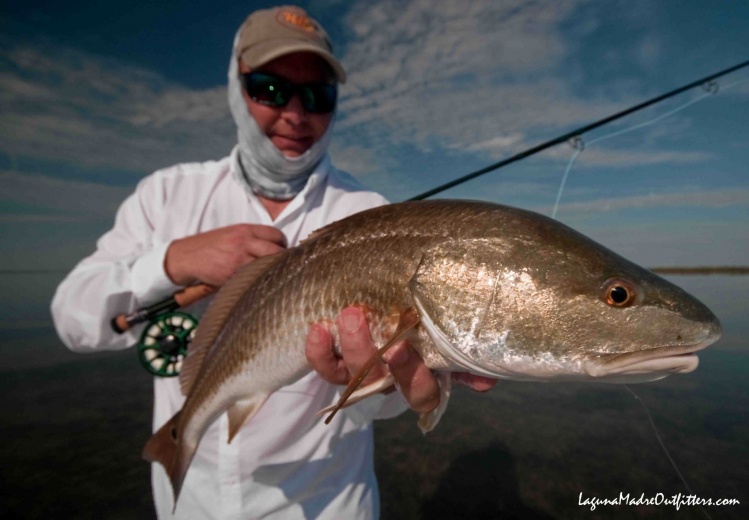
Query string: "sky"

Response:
xmin=1 ymin=0 xmax=748 ymax=274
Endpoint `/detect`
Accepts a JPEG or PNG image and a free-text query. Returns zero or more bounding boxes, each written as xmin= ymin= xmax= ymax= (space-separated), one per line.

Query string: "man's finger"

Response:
xmin=384 ymin=343 xmax=440 ymax=414
xmin=452 ymin=373 xmax=497 ymax=392
xmin=246 ymin=239 xmax=286 ymax=259
xmin=248 ymin=225 xmax=287 ymax=246
xmin=306 ymin=323 xmax=349 ymax=385
xmin=336 ymin=307 xmax=388 ymax=385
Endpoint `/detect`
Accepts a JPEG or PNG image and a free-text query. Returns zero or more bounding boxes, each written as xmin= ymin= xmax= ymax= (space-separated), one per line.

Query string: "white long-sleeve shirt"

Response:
xmin=51 ymin=149 xmax=406 ymax=519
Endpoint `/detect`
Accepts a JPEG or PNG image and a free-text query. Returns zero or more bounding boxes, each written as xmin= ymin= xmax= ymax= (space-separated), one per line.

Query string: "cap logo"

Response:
xmin=277 ymin=10 xmax=317 ymax=32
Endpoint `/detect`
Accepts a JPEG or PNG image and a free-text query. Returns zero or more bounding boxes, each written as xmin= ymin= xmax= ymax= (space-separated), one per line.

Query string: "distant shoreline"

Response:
xmin=650 ymin=266 xmax=749 ymax=275
xmin=2 ymin=266 xmax=749 ymax=276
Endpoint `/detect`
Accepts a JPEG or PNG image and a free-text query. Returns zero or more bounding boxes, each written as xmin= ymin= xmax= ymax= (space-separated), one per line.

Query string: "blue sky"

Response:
xmin=1 ymin=0 xmax=748 ymax=273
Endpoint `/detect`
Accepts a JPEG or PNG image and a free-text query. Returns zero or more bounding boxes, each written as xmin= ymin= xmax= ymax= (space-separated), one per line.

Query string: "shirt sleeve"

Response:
xmin=51 ymin=174 xmax=181 ymax=352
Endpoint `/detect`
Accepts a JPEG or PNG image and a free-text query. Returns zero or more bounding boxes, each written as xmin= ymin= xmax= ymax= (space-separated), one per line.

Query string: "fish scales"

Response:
xmin=143 ymin=200 xmax=722 ymax=506
xmin=171 ymin=204 xmax=469 ymax=432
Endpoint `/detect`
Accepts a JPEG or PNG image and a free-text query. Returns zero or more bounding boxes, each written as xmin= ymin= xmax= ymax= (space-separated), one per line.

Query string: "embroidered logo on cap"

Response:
xmin=277 ymin=9 xmax=317 ymax=32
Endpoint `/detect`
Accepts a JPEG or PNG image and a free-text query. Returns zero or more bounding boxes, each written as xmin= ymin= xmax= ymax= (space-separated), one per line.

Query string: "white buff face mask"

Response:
xmin=227 ymin=30 xmax=335 ymax=200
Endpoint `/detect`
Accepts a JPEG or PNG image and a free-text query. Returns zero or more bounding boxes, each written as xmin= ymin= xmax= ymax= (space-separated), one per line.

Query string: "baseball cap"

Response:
xmin=237 ymin=5 xmax=346 ymax=83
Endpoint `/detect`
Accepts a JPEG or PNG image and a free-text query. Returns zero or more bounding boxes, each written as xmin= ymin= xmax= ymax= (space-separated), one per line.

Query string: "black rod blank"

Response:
xmin=407 ymin=59 xmax=749 ymax=201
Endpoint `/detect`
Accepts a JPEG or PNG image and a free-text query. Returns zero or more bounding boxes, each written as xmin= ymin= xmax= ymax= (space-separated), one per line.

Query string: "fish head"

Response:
xmin=409 ymin=212 xmax=722 ymax=384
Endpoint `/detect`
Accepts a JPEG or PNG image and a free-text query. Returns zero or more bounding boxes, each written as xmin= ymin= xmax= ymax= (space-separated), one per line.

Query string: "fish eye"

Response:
xmin=601 ymin=278 xmax=637 ymax=308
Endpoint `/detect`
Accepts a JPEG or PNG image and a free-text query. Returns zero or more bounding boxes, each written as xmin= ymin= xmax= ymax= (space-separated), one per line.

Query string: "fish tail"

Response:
xmin=143 ymin=411 xmax=192 ymax=510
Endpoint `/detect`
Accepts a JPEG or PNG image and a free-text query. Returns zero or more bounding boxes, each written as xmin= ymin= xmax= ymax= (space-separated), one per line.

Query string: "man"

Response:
xmin=52 ymin=6 xmax=493 ymax=519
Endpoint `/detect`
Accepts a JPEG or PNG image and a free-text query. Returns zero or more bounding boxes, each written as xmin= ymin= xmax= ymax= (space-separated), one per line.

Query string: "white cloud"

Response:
xmin=331 ymin=0 xmax=716 ymax=177
xmin=464 ymin=134 xmax=525 ymax=155
xmin=326 ymin=0 xmax=749 ymax=191
xmin=0 ymin=41 xmax=234 ymax=176
xmin=328 ymin=141 xmax=381 ymax=176
xmin=0 ymin=0 xmax=743 ymax=199
xmin=338 ymin=0 xmax=588 ymax=112
xmin=543 ymin=146 xmax=713 ymax=168
xmin=342 ymin=0 xmax=579 ymax=90
xmin=723 ymin=77 xmax=749 ymax=95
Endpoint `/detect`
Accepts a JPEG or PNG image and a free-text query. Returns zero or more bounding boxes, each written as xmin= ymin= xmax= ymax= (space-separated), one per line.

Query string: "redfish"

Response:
xmin=143 ymin=200 xmax=722 ymax=505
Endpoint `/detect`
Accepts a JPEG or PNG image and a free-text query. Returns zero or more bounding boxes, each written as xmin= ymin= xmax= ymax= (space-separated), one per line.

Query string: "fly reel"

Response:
xmin=136 ymin=311 xmax=198 ymax=377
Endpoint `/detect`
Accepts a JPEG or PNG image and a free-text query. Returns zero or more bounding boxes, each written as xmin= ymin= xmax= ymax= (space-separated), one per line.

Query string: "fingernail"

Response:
xmin=308 ymin=325 xmax=322 ymax=344
xmin=341 ymin=310 xmax=362 ymax=334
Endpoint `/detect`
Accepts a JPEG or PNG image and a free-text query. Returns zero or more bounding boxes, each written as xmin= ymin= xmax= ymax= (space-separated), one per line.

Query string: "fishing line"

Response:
xmin=551 ymin=81 xmax=721 ymax=219
xmin=551 ymin=76 xmax=749 ymax=218
xmin=407 ymin=59 xmax=749 ymax=201
xmin=546 ymin=76 xmax=749 ymax=519
xmin=547 ymin=77 xmax=747 ymax=520
xmin=624 ymin=385 xmax=713 ymax=520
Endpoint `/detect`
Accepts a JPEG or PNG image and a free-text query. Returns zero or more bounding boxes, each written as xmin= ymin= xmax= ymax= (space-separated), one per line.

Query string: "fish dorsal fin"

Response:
xmin=179 ymin=252 xmax=283 ymax=396
xmin=299 ymin=218 xmax=350 ymax=245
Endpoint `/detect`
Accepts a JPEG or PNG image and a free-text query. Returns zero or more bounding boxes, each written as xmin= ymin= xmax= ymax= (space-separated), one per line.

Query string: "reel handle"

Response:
xmin=111 ymin=284 xmax=215 ymax=333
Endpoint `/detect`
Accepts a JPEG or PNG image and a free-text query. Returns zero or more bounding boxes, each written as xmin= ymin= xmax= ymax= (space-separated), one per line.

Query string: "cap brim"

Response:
xmin=240 ymin=40 xmax=346 ymax=83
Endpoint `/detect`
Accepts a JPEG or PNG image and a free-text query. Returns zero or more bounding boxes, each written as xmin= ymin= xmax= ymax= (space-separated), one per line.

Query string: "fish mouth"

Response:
xmin=583 ymin=340 xmax=713 ymax=382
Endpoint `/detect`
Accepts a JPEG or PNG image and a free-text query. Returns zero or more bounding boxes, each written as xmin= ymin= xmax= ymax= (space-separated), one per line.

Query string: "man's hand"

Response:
xmin=306 ymin=307 xmax=497 ymax=415
xmin=164 ymin=224 xmax=286 ymax=287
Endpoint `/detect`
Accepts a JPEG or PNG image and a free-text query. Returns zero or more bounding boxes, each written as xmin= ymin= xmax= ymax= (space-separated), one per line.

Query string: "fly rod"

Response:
xmin=111 ymin=58 xmax=749 ymax=376
xmin=111 ymin=283 xmax=215 ymax=377
xmin=111 ymin=283 xmax=215 ymax=333
xmin=407 ymin=59 xmax=749 ymax=201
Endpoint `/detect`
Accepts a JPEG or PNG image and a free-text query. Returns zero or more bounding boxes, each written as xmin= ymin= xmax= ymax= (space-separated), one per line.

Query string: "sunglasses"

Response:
xmin=241 ymin=72 xmax=337 ymax=114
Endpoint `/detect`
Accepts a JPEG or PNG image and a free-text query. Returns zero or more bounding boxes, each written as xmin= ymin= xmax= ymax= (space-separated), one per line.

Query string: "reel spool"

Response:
xmin=136 ymin=311 xmax=198 ymax=377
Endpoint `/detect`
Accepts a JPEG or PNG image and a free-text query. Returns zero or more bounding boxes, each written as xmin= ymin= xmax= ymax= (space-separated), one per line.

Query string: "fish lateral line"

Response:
xmin=138 ymin=199 xmax=723 ymax=510
xmin=324 ymin=307 xmax=420 ymax=424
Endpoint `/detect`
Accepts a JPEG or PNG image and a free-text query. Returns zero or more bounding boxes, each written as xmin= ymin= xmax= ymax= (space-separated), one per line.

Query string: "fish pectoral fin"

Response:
xmin=324 ymin=308 xmax=420 ymax=425
xmin=410 ymin=281 xmax=502 ymax=378
xmin=417 ymin=372 xmax=452 ymax=433
xmin=227 ymin=394 xmax=269 ymax=444
xmin=317 ymin=374 xmax=396 ymax=417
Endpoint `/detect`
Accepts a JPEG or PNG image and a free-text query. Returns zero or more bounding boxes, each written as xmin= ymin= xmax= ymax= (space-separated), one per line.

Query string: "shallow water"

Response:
xmin=0 ymin=274 xmax=746 ymax=519
xmin=375 ymin=275 xmax=748 ymax=519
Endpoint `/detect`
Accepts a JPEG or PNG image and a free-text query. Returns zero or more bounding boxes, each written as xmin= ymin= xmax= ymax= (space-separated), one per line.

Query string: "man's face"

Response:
xmin=239 ymin=52 xmax=335 ymax=158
